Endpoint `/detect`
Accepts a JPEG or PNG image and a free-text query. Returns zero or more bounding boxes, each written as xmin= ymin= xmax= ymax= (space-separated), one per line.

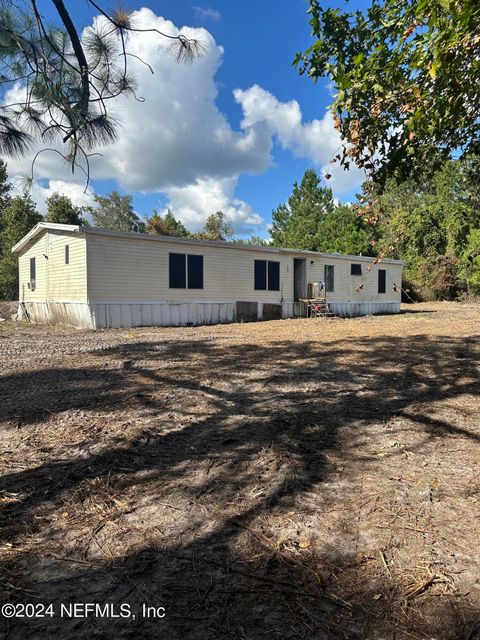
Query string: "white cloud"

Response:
xmin=3 ymin=8 xmax=363 ymax=232
xmin=4 ymin=9 xmax=272 ymax=230
xmin=11 ymin=178 xmax=95 ymax=215
xmin=161 ymin=176 xmax=263 ymax=234
xmin=234 ymin=84 xmax=365 ymax=195
xmin=193 ymin=6 xmax=221 ymax=21
xmin=6 ymin=9 xmax=271 ymax=191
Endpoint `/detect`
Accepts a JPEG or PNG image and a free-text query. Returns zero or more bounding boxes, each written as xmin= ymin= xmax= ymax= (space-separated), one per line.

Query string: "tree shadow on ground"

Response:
xmin=1 ymin=332 xmax=479 ymax=639
xmin=398 ymin=308 xmax=437 ymax=314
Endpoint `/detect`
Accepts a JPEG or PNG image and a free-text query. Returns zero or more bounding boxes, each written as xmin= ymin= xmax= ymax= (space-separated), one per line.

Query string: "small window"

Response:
xmin=254 ymin=260 xmax=267 ymax=290
xmin=187 ymin=255 xmax=203 ymax=289
xmin=30 ymin=257 xmax=36 ymax=282
xmin=169 ymin=253 xmax=204 ymax=289
xmin=169 ymin=253 xmax=186 ymax=288
xmin=351 ymin=263 xmax=362 ymax=275
xmin=65 ymin=245 xmax=69 ymax=265
xmin=378 ymin=269 xmax=386 ymax=294
xmin=324 ymin=265 xmax=334 ymax=292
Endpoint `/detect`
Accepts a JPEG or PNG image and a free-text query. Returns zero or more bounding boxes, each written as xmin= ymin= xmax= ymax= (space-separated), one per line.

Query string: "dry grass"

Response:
xmin=0 ymin=302 xmax=479 ymax=639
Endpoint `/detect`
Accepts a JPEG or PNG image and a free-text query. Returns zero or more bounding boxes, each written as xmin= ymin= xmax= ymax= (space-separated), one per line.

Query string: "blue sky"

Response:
xmin=11 ymin=1 xmax=368 ymax=236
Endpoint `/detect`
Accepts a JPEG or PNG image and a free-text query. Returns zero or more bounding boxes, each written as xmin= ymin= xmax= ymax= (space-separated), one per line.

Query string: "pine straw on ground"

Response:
xmin=0 ymin=302 xmax=479 ymax=639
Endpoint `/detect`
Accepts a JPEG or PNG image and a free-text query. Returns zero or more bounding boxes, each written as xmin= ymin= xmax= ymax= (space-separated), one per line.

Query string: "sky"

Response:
xmin=5 ymin=0 xmax=368 ymax=237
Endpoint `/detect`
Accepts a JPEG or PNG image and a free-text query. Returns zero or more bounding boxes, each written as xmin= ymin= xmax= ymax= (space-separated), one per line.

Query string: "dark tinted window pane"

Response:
xmin=324 ymin=265 xmax=334 ymax=292
xmin=188 ymin=254 xmax=203 ymax=289
xmin=65 ymin=245 xmax=69 ymax=265
xmin=378 ymin=269 xmax=386 ymax=293
xmin=254 ymin=260 xmax=267 ymax=290
xmin=169 ymin=253 xmax=186 ymax=288
xmin=267 ymin=261 xmax=280 ymax=291
xmin=30 ymin=257 xmax=36 ymax=281
xmin=351 ymin=263 xmax=362 ymax=275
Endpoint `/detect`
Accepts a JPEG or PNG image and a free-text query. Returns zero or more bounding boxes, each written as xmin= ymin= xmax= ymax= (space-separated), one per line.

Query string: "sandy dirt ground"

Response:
xmin=0 ymin=302 xmax=479 ymax=640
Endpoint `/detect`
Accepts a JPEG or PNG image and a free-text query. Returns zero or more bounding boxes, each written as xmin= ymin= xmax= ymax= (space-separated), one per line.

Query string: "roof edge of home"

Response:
xmin=11 ymin=222 xmax=405 ymax=265
xmin=80 ymin=225 xmax=404 ymax=264
xmin=11 ymin=222 xmax=81 ymax=254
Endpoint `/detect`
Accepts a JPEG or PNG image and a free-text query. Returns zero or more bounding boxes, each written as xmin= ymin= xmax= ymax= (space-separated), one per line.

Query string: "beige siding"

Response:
xmin=46 ymin=231 xmax=87 ymax=301
xmin=87 ymin=234 xmax=293 ymax=303
xmin=307 ymin=258 xmax=402 ymax=303
xmin=86 ymin=233 xmax=402 ymax=305
xmin=18 ymin=232 xmax=48 ymax=302
xmin=18 ymin=231 xmax=87 ymax=302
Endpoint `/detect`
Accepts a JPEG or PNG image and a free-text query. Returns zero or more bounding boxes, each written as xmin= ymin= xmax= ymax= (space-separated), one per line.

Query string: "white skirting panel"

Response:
xmin=287 ymin=301 xmax=401 ymax=318
xmin=18 ymin=302 xmax=94 ymax=329
xmin=328 ymin=301 xmax=400 ymax=317
xmin=282 ymin=302 xmax=296 ymax=319
xmin=17 ymin=299 xmax=401 ymax=329
xmin=90 ymin=301 xmax=235 ymax=329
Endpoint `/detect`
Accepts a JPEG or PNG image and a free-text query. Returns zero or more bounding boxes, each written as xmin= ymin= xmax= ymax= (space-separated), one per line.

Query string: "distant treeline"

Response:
xmin=1 ymin=160 xmax=479 ymax=301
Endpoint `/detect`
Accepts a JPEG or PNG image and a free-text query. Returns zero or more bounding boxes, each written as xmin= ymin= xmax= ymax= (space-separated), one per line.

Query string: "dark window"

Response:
xmin=324 ymin=265 xmax=334 ymax=292
xmin=254 ymin=260 xmax=267 ymax=290
xmin=187 ymin=254 xmax=203 ymax=289
xmin=169 ymin=253 xmax=203 ymax=289
xmin=378 ymin=269 xmax=386 ymax=294
xmin=30 ymin=257 xmax=36 ymax=282
xmin=169 ymin=253 xmax=186 ymax=288
xmin=254 ymin=260 xmax=280 ymax=291
xmin=351 ymin=263 xmax=362 ymax=275
xmin=65 ymin=245 xmax=69 ymax=265
xmin=267 ymin=260 xmax=280 ymax=291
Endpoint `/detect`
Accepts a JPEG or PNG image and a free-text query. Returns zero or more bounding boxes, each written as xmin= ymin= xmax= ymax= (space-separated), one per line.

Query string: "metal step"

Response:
xmin=309 ymin=303 xmax=337 ymax=318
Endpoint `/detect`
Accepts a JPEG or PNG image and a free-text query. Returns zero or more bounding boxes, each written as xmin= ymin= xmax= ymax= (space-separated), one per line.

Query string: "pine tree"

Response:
xmin=0 ymin=159 xmax=12 ymax=240
xmin=271 ymin=170 xmax=335 ymax=251
xmin=45 ymin=192 xmax=86 ymax=226
xmin=0 ymin=160 xmax=12 ymax=212
xmin=271 ymin=170 xmax=373 ymax=255
xmin=319 ymin=204 xmax=373 ymax=256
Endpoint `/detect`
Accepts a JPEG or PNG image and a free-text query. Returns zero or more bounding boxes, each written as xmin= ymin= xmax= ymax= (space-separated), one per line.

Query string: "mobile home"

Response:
xmin=12 ymin=223 xmax=403 ymax=329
